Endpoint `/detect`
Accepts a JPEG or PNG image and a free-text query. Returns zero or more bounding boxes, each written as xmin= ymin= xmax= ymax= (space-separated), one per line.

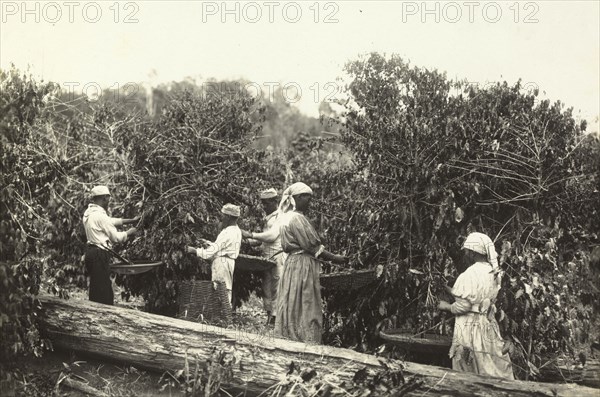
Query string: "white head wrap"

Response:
xmin=462 ymin=232 xmax=499 ymax=270
xmin=278 ymin=182 xmax=313 ymax=214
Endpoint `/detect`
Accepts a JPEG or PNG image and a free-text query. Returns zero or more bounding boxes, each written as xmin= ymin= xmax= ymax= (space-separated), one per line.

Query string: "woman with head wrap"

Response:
xmin=437 ymin=232 xmax=514 ymax=379
xmin=274 ymin=182 xmax=349 ymax=344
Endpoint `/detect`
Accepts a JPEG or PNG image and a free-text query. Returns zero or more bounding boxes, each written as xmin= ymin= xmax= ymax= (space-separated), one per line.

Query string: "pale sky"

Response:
xmin=1 ymin=1 xmax=598 ymax=131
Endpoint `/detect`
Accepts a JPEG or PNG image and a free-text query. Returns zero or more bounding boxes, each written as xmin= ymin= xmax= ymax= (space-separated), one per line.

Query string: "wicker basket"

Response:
xmin=235 ymin=254 xmax=276 ymax=272
xmin=177 ymin=280 xmax=232 ymax=326
xmin=320 ymin=269 xmax=378 ymax=291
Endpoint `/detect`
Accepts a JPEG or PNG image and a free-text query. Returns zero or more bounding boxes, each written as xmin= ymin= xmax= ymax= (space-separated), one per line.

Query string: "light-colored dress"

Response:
xmin=450 ymin=261 xmax=514 ymax=379
xmin=274 ymin=211 xmax=325 ymax=344
xmin=195 ymin=225 xmax=242 ymax=304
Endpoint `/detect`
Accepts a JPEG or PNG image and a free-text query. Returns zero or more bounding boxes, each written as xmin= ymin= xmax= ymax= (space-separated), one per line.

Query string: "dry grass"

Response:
xmin=7 ymin=349 xmax=182 ymax=397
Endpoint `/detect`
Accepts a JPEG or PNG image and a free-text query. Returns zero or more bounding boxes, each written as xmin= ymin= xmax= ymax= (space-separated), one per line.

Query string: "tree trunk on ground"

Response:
xmin=37 ymin=294 xmax=598 ymax=396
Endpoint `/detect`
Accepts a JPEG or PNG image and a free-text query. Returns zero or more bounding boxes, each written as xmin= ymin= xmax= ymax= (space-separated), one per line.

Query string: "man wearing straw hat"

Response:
xmin=83 ymin=185 xmax=139 ymax=305
xmin=186 ymin=204 xmax=242 ymax=305
xmin=241 ymin=188 xmax=287 ymax=325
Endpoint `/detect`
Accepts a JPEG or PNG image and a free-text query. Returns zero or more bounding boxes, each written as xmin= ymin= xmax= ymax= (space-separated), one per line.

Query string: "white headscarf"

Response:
xmin=278 ymin=182 xmax=313 ymax=214
xmin=462 ymin=232 xmax=499 ymax=270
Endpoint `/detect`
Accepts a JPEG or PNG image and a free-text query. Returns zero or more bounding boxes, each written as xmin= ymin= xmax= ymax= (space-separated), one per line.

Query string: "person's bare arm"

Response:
xmin=438 ymin=297 xmax=471 ymax=314
xmin=186 ymin=239 xmax=216 ymax=260
xmin=318 ymin=250 xmax=349 ymax=265
xmin=121 ymin=216 xmax=141 ymax=225
xmin=242 ymin=238 xmax=262 ymax=247
xmin=438 ymin=300 xmax=452 ymax=312
xmin=249 ymin=228 xmax=279 ymax=243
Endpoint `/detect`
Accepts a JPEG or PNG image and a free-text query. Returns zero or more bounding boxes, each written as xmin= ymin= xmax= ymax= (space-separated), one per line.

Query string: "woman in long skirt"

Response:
xmin=274 ymin=182 xmax=348 ymax=344
xmin=438 ymin=232 xmax=514 ymax=379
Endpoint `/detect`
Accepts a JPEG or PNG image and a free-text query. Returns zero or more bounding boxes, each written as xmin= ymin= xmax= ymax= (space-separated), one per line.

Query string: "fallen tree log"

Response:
xmin=37 ymin=294 xmax=598 ymax=396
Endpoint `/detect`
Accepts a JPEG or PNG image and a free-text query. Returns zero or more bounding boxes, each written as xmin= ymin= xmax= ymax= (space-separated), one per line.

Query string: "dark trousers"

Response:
xmin=85 ymin=246 xmax=114 ymax=305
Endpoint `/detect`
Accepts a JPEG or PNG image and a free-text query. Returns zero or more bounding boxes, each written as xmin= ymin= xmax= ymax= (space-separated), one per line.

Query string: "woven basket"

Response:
xmin=177 ymin=280 xmax=232 ymax=326
xmin=235 ymin=254 xmax=276 ymax=272
xmin=320 ymin=269 xmax=378 ymax=291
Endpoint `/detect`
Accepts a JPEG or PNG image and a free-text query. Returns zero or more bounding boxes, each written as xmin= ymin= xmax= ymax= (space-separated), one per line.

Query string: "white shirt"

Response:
xmin=82 ymin=204 xmax=128 ymax=249
xmin=196 ymin=225 xmax=242 ymax=261
xmin=261 ymin=211 xmax=283 ymax=258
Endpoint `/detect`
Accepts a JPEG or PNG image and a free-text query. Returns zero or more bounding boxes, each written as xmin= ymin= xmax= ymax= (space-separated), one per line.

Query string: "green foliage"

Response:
xmin=0 ymin=67 xmax=59 ymax=372
xmin=2 ymin=56 xmax=598 ymax=387
xmin=40 ymin=84 xmax=284 ymax=314
xmin=113 ymin=88 xmax=280 ymax=313
xmin=314 ymin=53 xmax=599 ymax=375
xmin=0 ymin=260 xmax=44 ymax=357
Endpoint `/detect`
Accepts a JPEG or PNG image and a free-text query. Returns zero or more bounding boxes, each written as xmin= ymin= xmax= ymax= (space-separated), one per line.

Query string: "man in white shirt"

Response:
xmin=83 ymin=185 xmax=138 ymax=305
xmin=186 ymin=204 xmax=242 ymax=305
xmin=241 ymin=188 xmax=286 ymax=325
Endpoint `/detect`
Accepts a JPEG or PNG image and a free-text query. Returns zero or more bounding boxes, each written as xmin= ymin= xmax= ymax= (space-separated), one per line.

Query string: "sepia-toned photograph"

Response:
xmin=1 ymin=1 xmax=599 ymax=395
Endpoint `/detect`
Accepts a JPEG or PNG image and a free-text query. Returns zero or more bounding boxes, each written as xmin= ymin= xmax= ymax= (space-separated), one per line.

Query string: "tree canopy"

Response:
xmin=1 ymin=55 xmax=598 ymax=382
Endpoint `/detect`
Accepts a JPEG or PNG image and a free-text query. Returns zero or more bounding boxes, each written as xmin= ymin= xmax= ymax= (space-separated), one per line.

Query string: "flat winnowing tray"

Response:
xmin=110 ymin=261 xmax=163 ymax=275
xmin=379 ymin=328 xmax=452 ymax=355
xmin=235 ymin=253 xmax=276 ymax=272
xmin=320 ymin=269 xmax=378 ymax=291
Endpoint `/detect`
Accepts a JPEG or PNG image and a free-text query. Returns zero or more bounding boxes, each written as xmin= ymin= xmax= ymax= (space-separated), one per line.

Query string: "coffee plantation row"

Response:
xmin=1 ymin=54 xmax=598 ymax=384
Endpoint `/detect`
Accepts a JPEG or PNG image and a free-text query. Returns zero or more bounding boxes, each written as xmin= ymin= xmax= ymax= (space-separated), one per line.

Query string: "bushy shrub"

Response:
xmin=312 ymin=54 xmax=599 ymax=376
xmin=0 ymin=67 xmax=60 ymax=379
